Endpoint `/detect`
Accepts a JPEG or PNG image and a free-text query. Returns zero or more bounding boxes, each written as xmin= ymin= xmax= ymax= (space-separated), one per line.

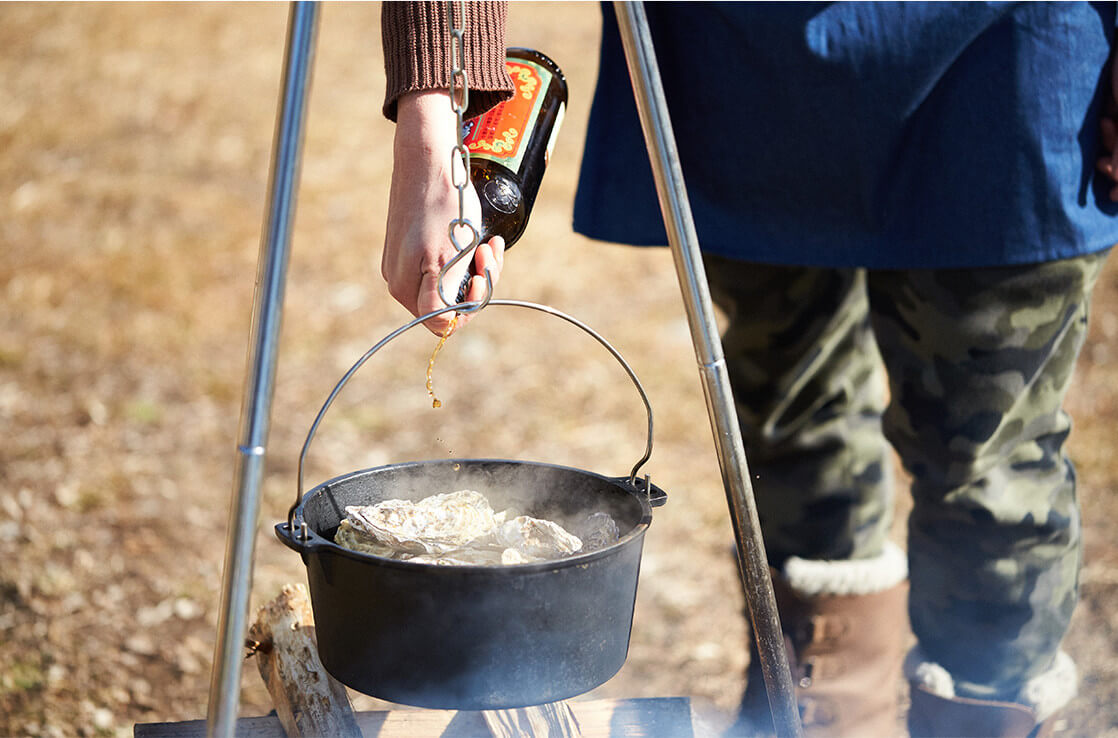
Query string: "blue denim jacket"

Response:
xmin=573 ymin=2 xmax=1118 ymax=268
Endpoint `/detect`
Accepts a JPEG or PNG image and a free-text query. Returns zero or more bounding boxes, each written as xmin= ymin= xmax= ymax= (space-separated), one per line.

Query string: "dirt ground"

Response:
xmin=1 ymin=4 xmax=1116 ymax=737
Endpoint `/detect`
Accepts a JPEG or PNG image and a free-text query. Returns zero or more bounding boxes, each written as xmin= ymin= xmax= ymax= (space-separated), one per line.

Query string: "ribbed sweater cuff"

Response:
xmin=381 ymin=1 xmax=514 ymax=122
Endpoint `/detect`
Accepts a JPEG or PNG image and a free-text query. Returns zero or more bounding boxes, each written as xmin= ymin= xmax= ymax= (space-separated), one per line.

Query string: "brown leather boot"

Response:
xmin=734 ymin=543 xmax=909 ymax=738
xmin=908 ymin=687 xmax=1056 ymax=738
xmin=905 ymin=649 xmax=1076 ymax=738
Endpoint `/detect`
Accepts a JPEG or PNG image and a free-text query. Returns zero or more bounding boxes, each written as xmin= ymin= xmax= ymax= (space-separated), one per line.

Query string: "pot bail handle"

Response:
xmin=288 ymin=299 xmax=655 ymax=533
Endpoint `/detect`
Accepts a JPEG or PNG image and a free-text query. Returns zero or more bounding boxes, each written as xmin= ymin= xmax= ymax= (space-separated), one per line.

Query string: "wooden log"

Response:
xmin=246 ymin=583 xmax=361 ymax=738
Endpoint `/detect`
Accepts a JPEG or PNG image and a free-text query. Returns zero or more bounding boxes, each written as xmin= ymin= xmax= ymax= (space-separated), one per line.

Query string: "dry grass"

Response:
xmin=0 ymin=4 xmax=1115 ymax=736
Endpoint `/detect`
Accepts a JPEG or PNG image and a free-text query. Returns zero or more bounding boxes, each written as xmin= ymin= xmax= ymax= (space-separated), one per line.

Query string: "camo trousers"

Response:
xmin=704 ymin=250 xmax=1108 ymax=701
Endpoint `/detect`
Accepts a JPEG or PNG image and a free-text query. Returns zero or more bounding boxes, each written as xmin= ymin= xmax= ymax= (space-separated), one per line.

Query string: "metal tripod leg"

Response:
xmin=613 ymin=4 xmax=804 ymax=737
xmin=205 ymin=4 xmax=319 ymax=737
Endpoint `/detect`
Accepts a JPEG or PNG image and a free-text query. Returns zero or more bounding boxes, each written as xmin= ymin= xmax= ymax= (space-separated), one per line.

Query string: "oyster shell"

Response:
xmin=343 ymin=490 xmax=500 ymax=555
xmin=408 ymin=549 xmax=509 ymax=566
xmin=334 ymin=489 xmax=620 ymax=567
xmin=573 ymin=511 xmax=621 ymax=552
xmin=333 ymin=519 xmax=399 ymax=558
xmin=495 ymin=516 xmax=582 ymax=560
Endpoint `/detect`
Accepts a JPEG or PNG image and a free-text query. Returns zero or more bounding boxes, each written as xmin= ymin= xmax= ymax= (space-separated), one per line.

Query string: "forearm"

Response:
xmin=394 ymin=90 xmax=458 ymax=181
xmin=381 ymin=1 xmax=513 ymax=122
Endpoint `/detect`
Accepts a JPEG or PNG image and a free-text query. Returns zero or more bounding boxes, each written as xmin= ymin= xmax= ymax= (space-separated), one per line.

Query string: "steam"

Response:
xmin=334 ymin=489 xmax=589 ymax=565
xmin=310 ymin=458 xmax=646 ymax=550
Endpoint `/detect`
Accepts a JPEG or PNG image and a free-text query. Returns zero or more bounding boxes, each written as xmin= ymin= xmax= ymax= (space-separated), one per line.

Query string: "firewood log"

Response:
xmin=247 ymin=583 xmax=361 ymax=738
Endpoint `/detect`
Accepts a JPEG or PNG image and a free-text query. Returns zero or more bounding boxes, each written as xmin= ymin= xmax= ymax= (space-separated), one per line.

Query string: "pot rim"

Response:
xmin=279 ymin=457 xmax=662 ymax=573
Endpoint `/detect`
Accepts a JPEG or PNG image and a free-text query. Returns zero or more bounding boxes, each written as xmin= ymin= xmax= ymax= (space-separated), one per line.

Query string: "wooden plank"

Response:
xmin=133 ymin=697 xmax=695 ymax=738
xmin=483 ymin=703 xmax=581 ymax=737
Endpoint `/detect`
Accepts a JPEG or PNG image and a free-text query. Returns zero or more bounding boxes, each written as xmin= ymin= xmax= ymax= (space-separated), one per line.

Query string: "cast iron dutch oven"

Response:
xmin=275 ymin=300 xmax=667 ymax=710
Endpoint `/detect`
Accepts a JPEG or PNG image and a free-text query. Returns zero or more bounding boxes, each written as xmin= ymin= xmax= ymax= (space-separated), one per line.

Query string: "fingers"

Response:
xmin=1098 ymin=114 xmax=1118 ymax=201
xmin=490 ymin=235 xmax=506 ymax=273
xmin=453 ymin=236 xmax=507 ymax=331
xmin=412 ymin=236 xmax=505 ymax=336
xmin=472 ymin=235 xmax=506 ymax=296
xmin=1096 ymin=158 xmax=1118 ymax=202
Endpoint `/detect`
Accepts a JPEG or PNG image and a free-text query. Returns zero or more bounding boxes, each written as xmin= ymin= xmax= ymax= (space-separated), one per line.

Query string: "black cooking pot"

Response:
xmin=275 ymin=300 xmax=667 ymax=710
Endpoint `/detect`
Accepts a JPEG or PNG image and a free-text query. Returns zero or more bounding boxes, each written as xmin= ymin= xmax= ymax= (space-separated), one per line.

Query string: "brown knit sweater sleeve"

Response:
xmin=381 ymin=1 xmax=514 ymax=122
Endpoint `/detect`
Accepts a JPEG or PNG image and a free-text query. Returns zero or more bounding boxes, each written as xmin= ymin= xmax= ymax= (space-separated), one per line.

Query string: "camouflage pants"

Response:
xmin=704 ymin=250 xmax=1108 ymax=701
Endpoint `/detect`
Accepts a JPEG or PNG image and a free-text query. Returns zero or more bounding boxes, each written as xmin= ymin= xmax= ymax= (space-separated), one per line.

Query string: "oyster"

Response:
xmin=573 ymin=511 xmax=621 ymax=552
xmin=408 ymin=549 xmax=509 ymax=566
xmin=343 ymin=490 xmax=500 ymax=555
xmin=333 ymin=519 xmax=399 ymax=558
xmin=500 ymin=548 xmax=530 ymax=565
xmin=334 ymin=489 xmax=621 ymax=567
xmin=495 ymin=516 xmax=582 ymax=560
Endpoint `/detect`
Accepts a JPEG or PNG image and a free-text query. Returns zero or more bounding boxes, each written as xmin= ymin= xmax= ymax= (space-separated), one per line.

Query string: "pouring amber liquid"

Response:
xmin=425 ymin=313 xmax=459 ymax=409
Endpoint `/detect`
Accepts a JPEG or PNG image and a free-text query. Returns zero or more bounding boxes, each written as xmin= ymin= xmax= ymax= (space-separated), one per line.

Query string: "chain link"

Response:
xmin=446 ymin=0 xmax=478 ymax=254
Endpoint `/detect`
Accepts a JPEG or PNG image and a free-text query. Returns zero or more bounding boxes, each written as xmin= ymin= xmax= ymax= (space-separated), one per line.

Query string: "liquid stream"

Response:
xmin=426 ymin=313 xmax=459 ymax=409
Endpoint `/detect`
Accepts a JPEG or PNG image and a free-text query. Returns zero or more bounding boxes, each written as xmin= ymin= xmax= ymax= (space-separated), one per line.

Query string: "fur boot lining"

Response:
xmin=781 ymin=541 xmax=907 ymax=596
xmin=904 ymin=647 xmax=1078 ymax=722
xmin=1020 ymin=650 xmax=1077 ymax=722
xmin=904 ymin=646 xmax=956 ymax=699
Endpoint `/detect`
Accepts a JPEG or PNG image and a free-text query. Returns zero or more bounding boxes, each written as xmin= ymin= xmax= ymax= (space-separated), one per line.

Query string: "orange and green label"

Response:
xmin=464 ymin=58 xmax=552 ymax=173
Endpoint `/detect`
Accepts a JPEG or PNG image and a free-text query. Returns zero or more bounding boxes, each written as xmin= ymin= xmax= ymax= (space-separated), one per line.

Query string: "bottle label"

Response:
xmin=464 ymin=58 xmax=552 ymax=174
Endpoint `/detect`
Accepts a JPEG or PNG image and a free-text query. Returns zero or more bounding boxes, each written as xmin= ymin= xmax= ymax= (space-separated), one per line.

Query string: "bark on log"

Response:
xmin=247 ymin=583 xmax=361 ymax=738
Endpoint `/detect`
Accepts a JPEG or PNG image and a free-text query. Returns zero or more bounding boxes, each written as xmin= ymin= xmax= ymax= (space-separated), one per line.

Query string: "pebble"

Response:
xmin=53 ymin=482 xmax=80 ymax=509
xmin=175 ymin=649 xmax=202 ymax=675
xmin=129 ymin=677 xmax=152 ymax=698
xmin=0 ymin=494 xmax=23 ymax=521
xmin=61 ymin=591 xmax=86 ymax=614
xmin=173 ymin=596 xmax=202 ymax=620
xmin=0 ymin=520 xmax=20 ymax=541
xmin=47 ymin=664 xmax=67 ymax=685
xmin=124 ymin=634 xmax=156 ymax=656
xmin=136 ymin=599 xmax=174 ymax=627
xmin=91 ymin=707 xmax=113 ymax=730
xmin=690 ymin=641 xmax=724 ymax=662
xmin=11 ymin=180 xmax=43 ymax=212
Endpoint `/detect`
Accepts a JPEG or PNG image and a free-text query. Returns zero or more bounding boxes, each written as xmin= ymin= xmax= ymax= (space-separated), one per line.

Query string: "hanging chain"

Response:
xmin=437 ymin=0 xmax=488 ymax=309
xmin=448 ymin=0 xmax=471 ymax=237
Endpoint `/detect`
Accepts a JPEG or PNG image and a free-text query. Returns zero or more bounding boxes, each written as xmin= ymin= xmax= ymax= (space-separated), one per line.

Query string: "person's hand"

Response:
xmin=1097 ymin=54 xmax=1118 ymax=201
xmin=382 ymin=90 xmax=506 ymax=335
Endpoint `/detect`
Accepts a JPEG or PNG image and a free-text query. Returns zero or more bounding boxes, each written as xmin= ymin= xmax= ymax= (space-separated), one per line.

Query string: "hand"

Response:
xmin=382 ymin=90 xmax=506 ymax=336
xmin=1097 ymin=53 xmax=1118 ymax=201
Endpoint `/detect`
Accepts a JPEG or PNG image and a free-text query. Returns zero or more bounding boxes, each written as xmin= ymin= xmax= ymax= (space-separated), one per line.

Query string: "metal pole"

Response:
xmin=612 ymin=3 xmax=803 ymax=737
xmin=206 ymin=3 xmax=319 ymax=736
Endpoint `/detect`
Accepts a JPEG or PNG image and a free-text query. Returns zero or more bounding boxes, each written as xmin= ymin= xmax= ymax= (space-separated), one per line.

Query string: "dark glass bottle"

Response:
xmin=463 ymin=48 xmax=568 ymax=249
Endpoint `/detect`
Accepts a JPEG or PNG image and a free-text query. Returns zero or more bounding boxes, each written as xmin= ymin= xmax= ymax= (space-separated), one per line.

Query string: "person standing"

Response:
xmin=379 ymin=3 xmax=1118 ymax=736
